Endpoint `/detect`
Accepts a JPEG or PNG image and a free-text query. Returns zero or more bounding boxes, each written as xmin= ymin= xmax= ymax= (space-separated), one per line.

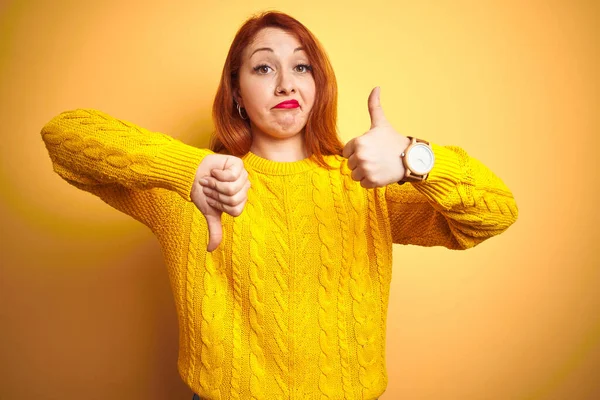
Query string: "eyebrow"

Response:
xmin=250 ymin=46 xmax=305 ymax=57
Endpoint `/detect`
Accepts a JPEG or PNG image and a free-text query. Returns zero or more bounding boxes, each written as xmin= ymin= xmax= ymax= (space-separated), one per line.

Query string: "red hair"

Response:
xmin=210 ymin=10 xmax=344 ymax=169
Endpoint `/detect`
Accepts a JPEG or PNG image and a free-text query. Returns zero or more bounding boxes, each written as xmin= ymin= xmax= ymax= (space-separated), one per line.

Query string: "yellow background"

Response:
xmin=1 ymin=1 xmax=598 ymax=399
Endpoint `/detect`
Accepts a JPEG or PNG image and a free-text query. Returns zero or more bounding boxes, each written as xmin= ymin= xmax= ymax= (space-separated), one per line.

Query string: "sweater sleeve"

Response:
xmin=384 ymin=143 xmax=518 ymax=249
xmin=40 ymin=108 xmax=214 ymax=231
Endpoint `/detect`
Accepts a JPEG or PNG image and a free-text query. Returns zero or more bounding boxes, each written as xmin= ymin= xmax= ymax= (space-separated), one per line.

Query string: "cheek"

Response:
xmin=243 ymin=81 xmax=273 ymax=113
xmin=303 ymin=81 xmax=317 ymax=110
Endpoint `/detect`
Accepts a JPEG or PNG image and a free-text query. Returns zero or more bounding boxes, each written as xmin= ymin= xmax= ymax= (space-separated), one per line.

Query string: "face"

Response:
xmin=235 ymin=27 xmax=316 ymax=143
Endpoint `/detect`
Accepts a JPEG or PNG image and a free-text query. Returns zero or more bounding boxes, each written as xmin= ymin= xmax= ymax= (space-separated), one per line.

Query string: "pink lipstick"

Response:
xmin=274 ymin=100 xmax=299 ymax=109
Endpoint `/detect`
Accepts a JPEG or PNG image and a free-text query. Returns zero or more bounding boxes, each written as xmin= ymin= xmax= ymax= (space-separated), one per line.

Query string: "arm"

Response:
xmin=40 ymin=109 xmax=214 ymax=232
xmin=385 ymin=143 xmax=518 ymax=249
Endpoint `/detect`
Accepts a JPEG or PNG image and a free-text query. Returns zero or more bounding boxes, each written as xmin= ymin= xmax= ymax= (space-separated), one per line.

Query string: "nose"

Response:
xmin=275 ymin=69 xmax=296 ymax=95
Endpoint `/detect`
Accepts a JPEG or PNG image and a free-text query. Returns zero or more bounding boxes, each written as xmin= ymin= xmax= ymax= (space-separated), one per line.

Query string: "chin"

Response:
xmin=265 ymin=125 xmax=305 ymax=137
xmin=252 ymin=120 xmax=306 ymax=138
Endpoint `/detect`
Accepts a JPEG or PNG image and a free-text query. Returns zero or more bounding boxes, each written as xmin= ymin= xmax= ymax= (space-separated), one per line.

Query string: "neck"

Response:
xmin=249 ymin=130 xmax=309 ymax=162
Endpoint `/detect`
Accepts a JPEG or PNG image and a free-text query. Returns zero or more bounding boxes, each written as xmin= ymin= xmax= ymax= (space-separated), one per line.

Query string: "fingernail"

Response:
xmin=200 ymin=178 xmax=208 ymax=185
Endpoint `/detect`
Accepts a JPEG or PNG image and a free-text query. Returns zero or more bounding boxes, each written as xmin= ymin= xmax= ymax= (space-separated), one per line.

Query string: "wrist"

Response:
xmin=397 ymin=136 xmax=412 ymax=184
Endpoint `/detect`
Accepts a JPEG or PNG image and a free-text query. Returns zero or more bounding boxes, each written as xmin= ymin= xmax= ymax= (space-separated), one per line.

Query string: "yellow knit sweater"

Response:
xmin=40 ymin=109 xmax=518 ymax=400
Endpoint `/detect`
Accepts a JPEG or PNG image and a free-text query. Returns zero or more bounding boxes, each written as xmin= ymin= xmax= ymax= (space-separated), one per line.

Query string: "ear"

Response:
xmin=233 ymin=88 xmax=243 ymax=108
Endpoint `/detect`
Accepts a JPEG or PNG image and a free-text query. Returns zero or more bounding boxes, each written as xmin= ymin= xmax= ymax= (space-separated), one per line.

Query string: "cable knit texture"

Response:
xmin=40 ymin=109 xmax=519 ymax=400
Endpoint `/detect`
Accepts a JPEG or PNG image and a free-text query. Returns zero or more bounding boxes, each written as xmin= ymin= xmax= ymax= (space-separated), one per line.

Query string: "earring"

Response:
xmin=236 ymin=102 xmax=248 ymax=120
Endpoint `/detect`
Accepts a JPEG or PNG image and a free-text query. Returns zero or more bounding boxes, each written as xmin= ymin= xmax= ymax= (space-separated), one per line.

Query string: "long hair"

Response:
xmin=210 ymin=11 xmax=344 ymax=169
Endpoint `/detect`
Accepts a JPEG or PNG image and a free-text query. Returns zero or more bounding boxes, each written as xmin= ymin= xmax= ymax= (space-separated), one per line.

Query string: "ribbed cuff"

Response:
xmin=411 ymin=143 xmax=468 ymax=200
xmin=149 ymin=139 xmax=214 ymax=201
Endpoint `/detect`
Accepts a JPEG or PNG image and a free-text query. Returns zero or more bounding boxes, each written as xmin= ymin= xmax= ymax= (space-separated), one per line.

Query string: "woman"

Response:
xmin=40 ymin=10 xmax=518 ymax=400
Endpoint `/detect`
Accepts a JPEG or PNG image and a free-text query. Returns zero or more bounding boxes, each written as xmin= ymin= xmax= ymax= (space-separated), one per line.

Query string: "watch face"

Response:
xmin=407 ymin=144 xmax=435 ymax=174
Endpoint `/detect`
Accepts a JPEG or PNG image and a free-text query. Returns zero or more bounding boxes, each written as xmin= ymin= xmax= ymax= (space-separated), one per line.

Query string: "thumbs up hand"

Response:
xmin=190 ymin=154 xmax=250 ymax=252
xmin=342 ymin=87 xmax=412 ymax=189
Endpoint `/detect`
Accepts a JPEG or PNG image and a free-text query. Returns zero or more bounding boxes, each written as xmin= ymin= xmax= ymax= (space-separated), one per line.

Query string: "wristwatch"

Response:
xmin=397 ymin=136 xmax=435 ymax=185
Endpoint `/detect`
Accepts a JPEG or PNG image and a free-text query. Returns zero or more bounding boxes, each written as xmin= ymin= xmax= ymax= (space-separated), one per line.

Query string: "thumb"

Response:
xmin=368 ymin=86 xmax=388 ymax=129
xmin=204 ymin=211 xmax=223 ymax=252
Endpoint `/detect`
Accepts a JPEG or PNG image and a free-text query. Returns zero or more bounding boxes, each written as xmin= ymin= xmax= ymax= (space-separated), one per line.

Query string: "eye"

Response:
xmin=296 ymin=64 xmax=313 ymax=73
xmin=253 ymin=64 xmax=272 ymax=74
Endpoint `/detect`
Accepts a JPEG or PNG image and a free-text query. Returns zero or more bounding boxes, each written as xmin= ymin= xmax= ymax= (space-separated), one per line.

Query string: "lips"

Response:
xmin=273 ymin=99 xmax=299 ymax=109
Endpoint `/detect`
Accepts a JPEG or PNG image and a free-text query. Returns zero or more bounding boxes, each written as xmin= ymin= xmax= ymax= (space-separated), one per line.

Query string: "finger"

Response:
xmin=211 ymin=168 xmax=236 ymax=182
xmin=360 ymin=178 xmax=377 ymax=189
xmin=205 ymin=195 xmax=223 ymax=211
xmin=211 ymin=157 xmax=242 ymax=182
xmin=203 ymin=212 xmax=223 ymax=252
xmin=222 ymin=198 xmax=246 ymax=218
xmin=202 ymin=185 xmax=222 ymax=202
xmin=351 ymin=167 xmax=365 ymax=182
xmin=368 ymin=86 xmax=388 ymax=129
xmin=228 ymin=179 xmax=251 ymax=206
xmin=343 ymin=137 xmax=356 ymax=158
xmin=206 ymin=194 xmax=240 ymax=217
xmin=201 ymin=175 xmax=246 ymax=197
xmin=203 ymin=185 xmax=247 ymax=207
xmin=347 ymin=153 xmax=358 ymax=170
xmin=210 ymin=167 xmax=249 ymax=195
xmin=205 ymin=195 xmax=244 ymax=217
xmin=200 ymin=176 xmax=222 ymax=193
xmin=236 ymin=197 xmax=248 ymax=216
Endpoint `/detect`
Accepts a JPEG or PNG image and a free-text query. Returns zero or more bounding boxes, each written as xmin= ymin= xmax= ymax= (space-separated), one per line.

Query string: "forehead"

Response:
xmin=245 ymin=27 xmax=303 ymax=58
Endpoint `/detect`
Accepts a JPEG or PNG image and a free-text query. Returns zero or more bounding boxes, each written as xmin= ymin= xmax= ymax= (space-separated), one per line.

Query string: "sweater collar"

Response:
xmin=241 ymin=151 xmax=319 ymax=175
